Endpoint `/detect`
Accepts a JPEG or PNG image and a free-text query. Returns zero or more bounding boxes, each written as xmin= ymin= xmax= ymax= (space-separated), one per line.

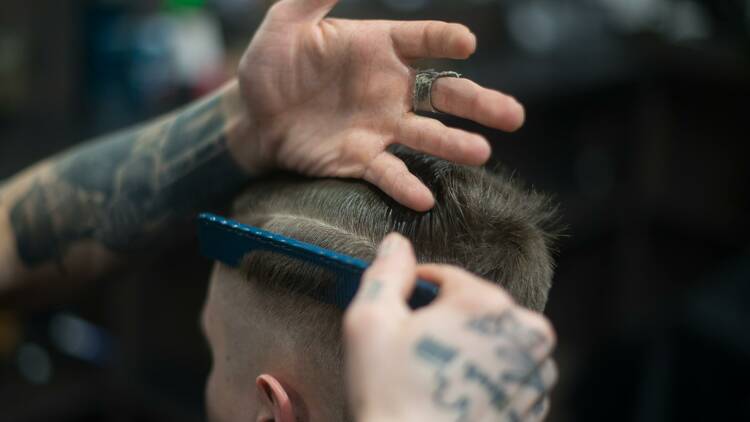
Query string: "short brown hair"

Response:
xmin=229 ymin=147 xmax=560 ymax=419
xmin=233 ymin=148 xmax=559 ymax=310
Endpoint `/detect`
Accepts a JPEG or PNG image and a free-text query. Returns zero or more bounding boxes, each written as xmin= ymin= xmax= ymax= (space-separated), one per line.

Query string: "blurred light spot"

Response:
xmin=169 ymin=11 xmax=226 ymax=89
xmin=0 ymin=35 xmax=23 ymax=75
xmin=598 ymin=0 xmax=665 ymax=31
xmin=17 ymin=343 xmax=53 ymax=385
xmin=212 ymin=0 xmax=260 ymax=16
xmin=577 ymin=145 xmax=615 ymax=200
xmin=508 ymin=1 xmax=561 ymax=54
xmin=167 ymin=0 xmax=206 ymax=9
xmin=668 ymin=1 xmax=711 ymax=41
xmin=0 ymin=33 xmax=27 ymax=103
xmin=50 ymin=313 xmax=102 ymax=363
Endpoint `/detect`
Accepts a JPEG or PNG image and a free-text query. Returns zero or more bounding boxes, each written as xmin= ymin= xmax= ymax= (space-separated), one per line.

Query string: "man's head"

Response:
xmin=201 ymin=149 xmax=559 ymax=422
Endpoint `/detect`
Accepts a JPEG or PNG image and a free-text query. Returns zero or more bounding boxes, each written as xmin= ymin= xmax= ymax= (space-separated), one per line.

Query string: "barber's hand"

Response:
xmin=344 ymin=234 xmax=557 ymax=422
xmin=236 ymin=0 xmax=525 ymax=211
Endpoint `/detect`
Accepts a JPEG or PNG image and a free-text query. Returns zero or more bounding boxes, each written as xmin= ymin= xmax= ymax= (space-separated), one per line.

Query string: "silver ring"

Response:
xmin=413 ymin=69 xmax=461 ymax=113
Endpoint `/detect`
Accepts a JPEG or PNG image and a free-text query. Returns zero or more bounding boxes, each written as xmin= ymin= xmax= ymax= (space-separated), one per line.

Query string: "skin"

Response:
xmin=0 ymin=0 xmax=524 ymax=297
xmin=201 ymin=265 xmax=275 ymax=422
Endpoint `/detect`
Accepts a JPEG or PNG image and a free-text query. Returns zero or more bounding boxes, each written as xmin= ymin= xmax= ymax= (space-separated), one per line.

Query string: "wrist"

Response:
xmin=220 ymin=80 xmax=272 ymax=177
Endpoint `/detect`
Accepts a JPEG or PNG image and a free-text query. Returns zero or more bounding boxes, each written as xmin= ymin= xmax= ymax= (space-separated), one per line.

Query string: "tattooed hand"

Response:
xmin=344 ymin=234 xmax=557 ymax=422
xmin=237 ymin=0 xmax=525 ymax=211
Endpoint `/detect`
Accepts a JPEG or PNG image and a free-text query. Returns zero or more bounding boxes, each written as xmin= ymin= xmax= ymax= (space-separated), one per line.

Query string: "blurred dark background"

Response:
xmin=1 ymin=0 xmax=749 ymax=421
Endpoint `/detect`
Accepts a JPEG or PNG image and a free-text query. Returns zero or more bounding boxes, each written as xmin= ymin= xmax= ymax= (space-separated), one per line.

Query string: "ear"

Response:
xmin=255 ymin=374 xmax=297 ymax=422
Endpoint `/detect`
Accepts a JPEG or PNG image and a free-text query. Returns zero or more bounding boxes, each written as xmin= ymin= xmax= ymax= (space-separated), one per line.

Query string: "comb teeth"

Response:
xmin=197 ymin=212 xmax=438 ymax=310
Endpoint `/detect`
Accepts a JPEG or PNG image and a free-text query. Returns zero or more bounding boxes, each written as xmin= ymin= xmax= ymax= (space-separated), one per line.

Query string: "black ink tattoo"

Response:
xmin=412 ymin=314 xmax=552 ymax=421
xmin=416 ymin=336 xmax=458 ymax=368
xmin=497 ymin=346 xmax=546 ymax=393
xmin=530 ymin=398 xmax=547 ymax=416
xmin=362 ymin=280 xmax=384 ymax=301
xmin=8 ymin=92 xmax=249 ymax=269
xmin=507 ymin=410 xmax=522 ymax=422
xmin=467 ymin=311 xmax=520 ymax=337
xmin=432 ymin=372 xmax=472 ymax=422
xmin=468 ymin=311 xmax=547 ymax=351
xmin=415 ymin=336 xmax=471 ymax=422
xmin=464 ymin=362 xmax=509 ymax=411
xmin=470 ymin=312 xmax=552 ymax=417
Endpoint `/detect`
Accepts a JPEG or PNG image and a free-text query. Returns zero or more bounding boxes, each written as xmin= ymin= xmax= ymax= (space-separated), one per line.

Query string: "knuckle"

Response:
xmin=413 ymin=123 xmax=428 ymax=149
xmin=546 ymin=360 xmax=559 ymax=386
xmin=428 ymin=125 xmax=447 ymax=153
xmin=347 ymin=133 xmax=384 ymax=167
xmin=529 ymin=314 xmax=557 ymax=348
xmin=388 ymin=24 xmax=401 ymax=47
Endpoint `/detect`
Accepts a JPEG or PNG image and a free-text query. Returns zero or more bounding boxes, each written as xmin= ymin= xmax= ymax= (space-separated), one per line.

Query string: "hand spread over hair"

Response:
xmin=235 ymin=0 xmax=526 ymax=211
xmin=344 ymin=234 xmax=557 ymax=422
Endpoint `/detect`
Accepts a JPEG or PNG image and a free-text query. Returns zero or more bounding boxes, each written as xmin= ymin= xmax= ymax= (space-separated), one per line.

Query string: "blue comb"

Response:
xmin=197 ymin=213 xmax=439 ymax=310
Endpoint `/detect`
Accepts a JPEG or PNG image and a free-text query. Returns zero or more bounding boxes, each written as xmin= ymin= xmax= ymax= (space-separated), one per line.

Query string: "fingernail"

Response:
xmin=378 ymin=233 xmax=401 ymax=257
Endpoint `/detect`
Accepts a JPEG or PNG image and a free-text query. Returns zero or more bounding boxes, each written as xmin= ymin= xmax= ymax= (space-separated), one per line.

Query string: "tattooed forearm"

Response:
xmin=5 ymin=81 xmax=253 ymax=273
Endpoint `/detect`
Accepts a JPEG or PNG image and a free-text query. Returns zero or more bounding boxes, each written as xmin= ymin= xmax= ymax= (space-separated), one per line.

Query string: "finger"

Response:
xmin=432 ymin=77 xmax=525 ymax=132
xmin=363 ymin=152 xmax=435 ymax=212
xmin=418 ymin=264 xmax=515 ymax=310
xmin=390 ymin=21 xmax=477 ymax=60
xmin=270 ymin=0 xmax=339 ymax=22
xmin=344 ymin=234 xmax=417 ymax=336
xmin=396 ymin=115 xmax=491 ymax=166
xmin=358 ymin=233 xmax=418 ymax=303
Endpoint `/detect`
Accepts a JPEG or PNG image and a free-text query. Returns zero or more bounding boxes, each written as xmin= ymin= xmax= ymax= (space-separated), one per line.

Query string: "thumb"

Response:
xmin=271 ymin=0 xmax=339 ymax=22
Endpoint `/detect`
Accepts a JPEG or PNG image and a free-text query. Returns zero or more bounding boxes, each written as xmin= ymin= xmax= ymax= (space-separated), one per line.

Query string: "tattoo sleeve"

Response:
xmin=2 ymin=81 xmax=253 ymax=279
